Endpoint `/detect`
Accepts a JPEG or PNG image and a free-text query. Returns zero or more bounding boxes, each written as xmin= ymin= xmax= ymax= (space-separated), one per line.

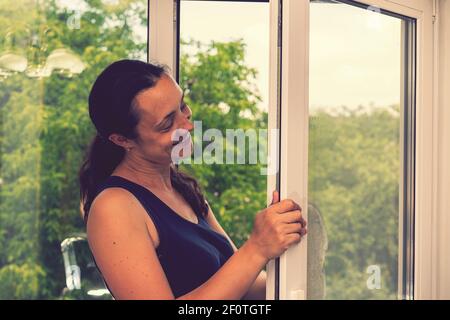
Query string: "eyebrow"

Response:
xmin=155 ymin=91 xmax=185 ymax=129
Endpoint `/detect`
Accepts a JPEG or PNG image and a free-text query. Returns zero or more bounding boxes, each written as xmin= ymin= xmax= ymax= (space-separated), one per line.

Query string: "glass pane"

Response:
xmin=0 ymin=0 xmax=147 ymax=299
xmin=307 ymin=1 xmax=404 ymax=299
xmin=178 ymin=1 xmax=270 ymax=249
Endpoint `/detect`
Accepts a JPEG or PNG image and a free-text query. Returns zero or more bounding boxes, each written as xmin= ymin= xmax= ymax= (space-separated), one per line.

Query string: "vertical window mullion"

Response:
xmin=400 ymin=17 xmax=417 ymax=300
xmin=266 ymin=0 xmax=310 ymax=300
xmin=266 ymin=0 xmax=282 ymax=301
xmin=399 ymin=14 xmax=417 ymax=301
xmin=149 ymin=0 xmax=178 ymax=77
xmin=274 ymin=0 xmax=283 ymax=301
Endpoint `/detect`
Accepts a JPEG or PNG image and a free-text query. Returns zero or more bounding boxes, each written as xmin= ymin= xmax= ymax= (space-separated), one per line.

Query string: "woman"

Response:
xmin=79 ymin=59 xmax=307 ymax=300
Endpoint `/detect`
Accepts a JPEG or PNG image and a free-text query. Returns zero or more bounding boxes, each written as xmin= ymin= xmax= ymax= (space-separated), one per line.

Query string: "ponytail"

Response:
xmin=79 ymin=134 xmax=125 ymax=222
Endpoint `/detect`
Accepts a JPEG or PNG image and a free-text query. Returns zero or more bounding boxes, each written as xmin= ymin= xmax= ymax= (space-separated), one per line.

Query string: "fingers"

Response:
xmin=272 ymin=199 xmax=301 ymax=214
xmin=279 ymin=205 xmax=307 ymax=228
xmin=280 ymin=210 xmax=303 ymax=224
xmin=283 ymin=224 xmax=307 ymax=248
xmin=283 ymin=222 xmax=303 ymax=234
xmin=269 ymin=195 xmax=307 ymax=228
xmin=300 ymin=227 xmax=308 ymax=237
xmin=285 ymin=233 xmax=302 ymax=246
xmin=300 ymin=217 xmax=307 ymax=228
xmin=282 ymin=219 xmax=308 ymax=235
xmin=271 ymin=190 xmax=280 ymax=205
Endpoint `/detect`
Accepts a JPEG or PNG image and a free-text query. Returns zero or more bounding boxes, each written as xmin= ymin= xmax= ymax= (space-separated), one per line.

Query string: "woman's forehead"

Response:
xmin=134 ymin=74 xmax=182 ymax=121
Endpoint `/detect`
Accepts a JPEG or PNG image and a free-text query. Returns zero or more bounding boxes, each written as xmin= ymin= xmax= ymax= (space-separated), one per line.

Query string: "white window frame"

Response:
xmin=435 ymin=0 xmax=450 ymax=300
xmin=149 ymin=0 xmax=178 ymax=77
xmin=265 ymin=0 xmax=436 ymax=300
xmin=148 ymin=0 xmax=450 ymax=300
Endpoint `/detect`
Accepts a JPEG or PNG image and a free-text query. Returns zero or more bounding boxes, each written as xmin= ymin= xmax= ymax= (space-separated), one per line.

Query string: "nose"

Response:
xmin=184 ymin=120 xmax=194 ymax=131
xmin=184 ymin=118 xmax=194 ymax=132
xmin=183 ymin=105 xmax=194 ymax=132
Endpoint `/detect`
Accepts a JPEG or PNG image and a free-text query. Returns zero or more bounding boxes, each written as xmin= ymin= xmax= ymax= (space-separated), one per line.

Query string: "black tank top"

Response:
xmin=92 ymin=175 xmax=235 ymax=298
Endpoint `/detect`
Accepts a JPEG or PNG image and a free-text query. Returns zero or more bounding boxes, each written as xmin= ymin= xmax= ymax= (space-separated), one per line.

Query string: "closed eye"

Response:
xmin=161 ymin=121 xmax=173 ymax=132
xmin=160 ymin=105 xmax=186 ymax=131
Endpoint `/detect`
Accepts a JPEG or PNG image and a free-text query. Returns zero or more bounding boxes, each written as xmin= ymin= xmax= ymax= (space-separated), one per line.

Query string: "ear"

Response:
xmin=108 ymin=133 xmax=134 ymax=150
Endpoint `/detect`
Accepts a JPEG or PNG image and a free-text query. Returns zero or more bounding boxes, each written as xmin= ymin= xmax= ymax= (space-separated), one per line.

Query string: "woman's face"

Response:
xmin=131 ymin=73 xmax=194 ymax=165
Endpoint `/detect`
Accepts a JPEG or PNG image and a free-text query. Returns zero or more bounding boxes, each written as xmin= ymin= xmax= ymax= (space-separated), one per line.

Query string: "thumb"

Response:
xmin=271 ymin=190 xmax=280 ymax=205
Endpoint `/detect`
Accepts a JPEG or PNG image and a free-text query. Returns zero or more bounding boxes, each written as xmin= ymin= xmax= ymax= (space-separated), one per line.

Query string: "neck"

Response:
xmin=113 ymin=155 xmax=173 ymax=192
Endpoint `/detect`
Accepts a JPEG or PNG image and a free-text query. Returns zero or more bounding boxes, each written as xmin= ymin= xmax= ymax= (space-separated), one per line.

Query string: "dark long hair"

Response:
xmin=79 ymin=59 xmax=208 ymax=223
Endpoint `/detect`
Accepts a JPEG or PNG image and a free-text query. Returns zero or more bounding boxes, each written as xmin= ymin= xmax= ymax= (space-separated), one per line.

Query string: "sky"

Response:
xmin=180 ymin=1 xmax=402 ymax=113
xmin=309 ymin=3 xmax=401 ymax=112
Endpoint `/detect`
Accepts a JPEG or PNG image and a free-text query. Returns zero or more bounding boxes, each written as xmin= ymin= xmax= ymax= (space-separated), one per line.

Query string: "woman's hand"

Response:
xmin=247 ymin=191 xmax=307 ymax=262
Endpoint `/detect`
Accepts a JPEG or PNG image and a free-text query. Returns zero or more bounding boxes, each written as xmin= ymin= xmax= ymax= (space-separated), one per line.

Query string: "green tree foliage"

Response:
xmin=0 ymin=0 xmax=147 ymax=299
xmin=309 ymin=105 xmax=400 ymax=299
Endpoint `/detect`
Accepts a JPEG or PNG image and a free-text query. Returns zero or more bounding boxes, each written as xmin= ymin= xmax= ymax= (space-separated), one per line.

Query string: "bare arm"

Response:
xmin=241 ymin=271 xmax=266 ymax=300
xmin=87 ymin=189 xmax=268 ymax=300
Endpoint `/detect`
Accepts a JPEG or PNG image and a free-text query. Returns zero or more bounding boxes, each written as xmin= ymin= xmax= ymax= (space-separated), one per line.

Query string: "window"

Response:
xmin=308 ymin=1 xmax=412 ymax=300
xmin=266 ymin=0 xmax=434 ymax=300
xmin=0 ymin=0 xmax=148 ymax=299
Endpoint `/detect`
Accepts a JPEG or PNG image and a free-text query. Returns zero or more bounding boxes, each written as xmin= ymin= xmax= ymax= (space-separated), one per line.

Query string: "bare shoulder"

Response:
xmin=87 ymin=187 xmax=160 ymax=247
xmin=86 ymin=187 xmax=173 ymax=299
xmin=90 ymin=187 xmax=141 ymax=214
xmin=88 ymin=188 xmax=144 ymax=230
